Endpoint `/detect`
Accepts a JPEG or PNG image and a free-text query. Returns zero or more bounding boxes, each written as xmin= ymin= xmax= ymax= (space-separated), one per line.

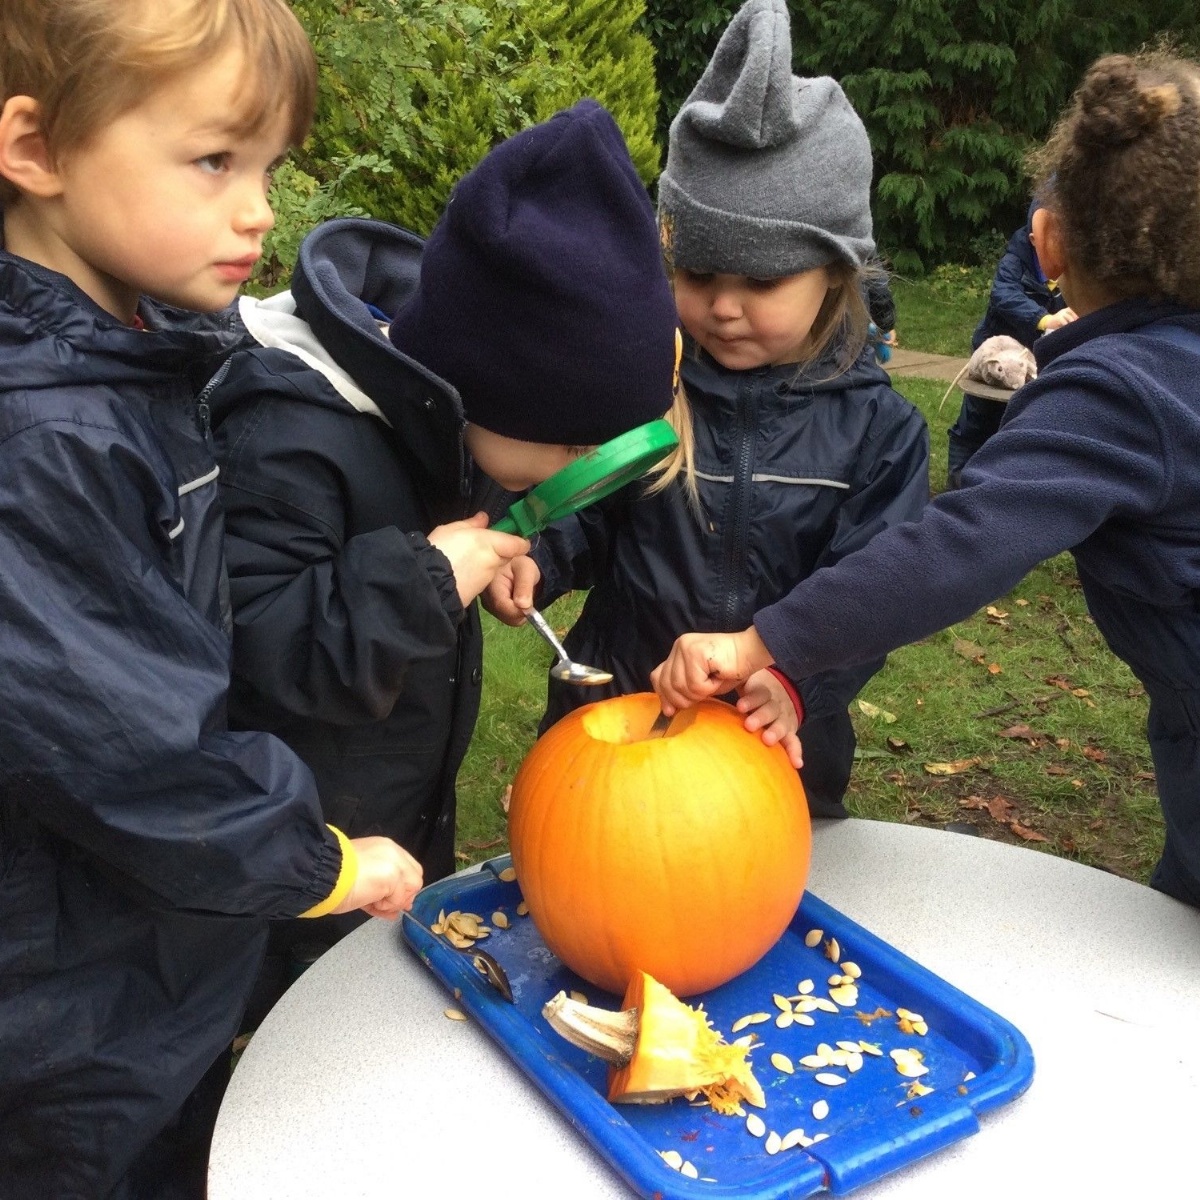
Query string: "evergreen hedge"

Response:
xmin=642 ymin=0 xmax=1200 ymax=270
xmin=263 ymin=0 xmax=660 ymax=286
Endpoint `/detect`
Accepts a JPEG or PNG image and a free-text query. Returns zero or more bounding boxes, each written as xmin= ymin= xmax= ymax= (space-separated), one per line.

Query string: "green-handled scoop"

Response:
xmin=490 ymin=419 xmax=678 ymax=537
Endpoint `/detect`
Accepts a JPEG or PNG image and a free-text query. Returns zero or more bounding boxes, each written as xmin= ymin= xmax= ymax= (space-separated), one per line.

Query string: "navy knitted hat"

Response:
xmin=389 ymin=101 xmax=678 ymax=445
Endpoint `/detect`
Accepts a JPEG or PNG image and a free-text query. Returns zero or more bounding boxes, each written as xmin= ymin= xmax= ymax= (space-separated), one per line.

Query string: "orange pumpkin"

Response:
xmin=508 ymin=692 xmax=811 ymax=997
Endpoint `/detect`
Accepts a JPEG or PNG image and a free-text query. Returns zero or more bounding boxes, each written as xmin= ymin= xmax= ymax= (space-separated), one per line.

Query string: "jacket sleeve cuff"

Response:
xmin=766 ymin=666 xmax=804 ymax=726
xmin=299 ymin=825 xmax=358 ymax=918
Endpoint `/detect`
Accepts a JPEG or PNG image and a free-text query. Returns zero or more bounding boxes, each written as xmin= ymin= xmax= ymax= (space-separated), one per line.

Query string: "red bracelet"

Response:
xmin=765 ymin=666 xmax=804 ymax=726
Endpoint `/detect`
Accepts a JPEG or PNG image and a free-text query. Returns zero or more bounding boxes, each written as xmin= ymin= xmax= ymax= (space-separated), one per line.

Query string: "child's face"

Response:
xmin=673 ymin=266 xmax=832 ymax=370
xmin=465 ymin=426 xmax=594 ymax=492
xmin=19 ymin=47 xmax=290 ymax=321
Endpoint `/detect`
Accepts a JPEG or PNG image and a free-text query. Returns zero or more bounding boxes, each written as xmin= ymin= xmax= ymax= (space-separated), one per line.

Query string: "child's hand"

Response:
xmin=1042 ymin=308 xmax=1077 ymax=331
xmin=651 ymin=627 xmax=773 ymax=711
xmin=737 ymin=669 xmax=804 ymax=769
xmin=334 ymin=837 xmax=424 ymax=919
xmin=427 ymin=512 xmax=530 ymax=606
xmin=482 ymin=555 xmax=543 ymax=625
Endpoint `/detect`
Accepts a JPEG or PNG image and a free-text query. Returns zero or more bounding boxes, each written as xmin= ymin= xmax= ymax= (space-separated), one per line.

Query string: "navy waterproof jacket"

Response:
xmin=209 ymin=218 xmax=481 ymax=885
xmin=532 ymin=339 xmax=929 ymax=806
xmin=972 ymin=204 xmax=1069 ymax=350
xmin=0 ymin=252 xmax=342 ymax=1193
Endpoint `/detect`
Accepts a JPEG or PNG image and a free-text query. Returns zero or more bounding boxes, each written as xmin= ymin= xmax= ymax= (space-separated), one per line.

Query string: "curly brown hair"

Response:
xmin=1030 ymin=50 xmax=1200 ymax=307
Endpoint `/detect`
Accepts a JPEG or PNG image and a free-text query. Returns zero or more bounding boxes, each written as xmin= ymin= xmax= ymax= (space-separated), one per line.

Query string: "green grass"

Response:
xmin=454 ymin=272 xmax=1163 ymax=885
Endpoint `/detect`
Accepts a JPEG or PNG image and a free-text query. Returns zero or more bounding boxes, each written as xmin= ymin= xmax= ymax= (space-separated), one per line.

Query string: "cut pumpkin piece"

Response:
xmin=542 ymin=970 xmax=765 ymax=1115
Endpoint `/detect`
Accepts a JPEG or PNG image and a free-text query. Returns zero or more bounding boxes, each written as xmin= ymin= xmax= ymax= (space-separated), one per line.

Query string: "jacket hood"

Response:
xmin=0 ymin=251 xmax=243 ymax=392
xmin=288 ymin=217 xmax=465 ymax=492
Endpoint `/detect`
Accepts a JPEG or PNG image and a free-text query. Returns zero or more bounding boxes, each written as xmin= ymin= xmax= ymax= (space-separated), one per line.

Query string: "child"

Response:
xmin=486 ymin=0 xmax=930 ymax=819
xmin=206 ymin=99 xmax=681 ymax=1007
xmin=0 ymin=2 xmax=422 ymax=1195
xmin=651 ymin=49 xmax=1200 ymax=911
xmin=947 ymin=200 xmax=1078 ymax=486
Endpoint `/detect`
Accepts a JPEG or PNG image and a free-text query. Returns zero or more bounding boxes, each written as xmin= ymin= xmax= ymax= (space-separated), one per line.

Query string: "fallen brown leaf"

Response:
xmin=1009 ymin=820 xmax=1049 ymax=842
xmin=923 ymin=757 xmax=983 ymax=776
xmin=1081 ymin=746 xmax=1107 ymax=763
xmin=954 ymin=638 xmax=986 ymax=662
xmin=987 ymin=796 xmax=1015 ymax=822
xmin=500 ymin=784 xmax=512 ymax=813
xmin=997 ymin=723 xmax=1040 ymax=743
xmin=987 ymin=663 xmax=1003 ymax=675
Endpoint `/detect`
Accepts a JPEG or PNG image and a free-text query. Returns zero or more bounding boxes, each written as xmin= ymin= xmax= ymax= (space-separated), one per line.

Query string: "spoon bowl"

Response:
xmin=521 ymin=605 xmax=613 ymax=686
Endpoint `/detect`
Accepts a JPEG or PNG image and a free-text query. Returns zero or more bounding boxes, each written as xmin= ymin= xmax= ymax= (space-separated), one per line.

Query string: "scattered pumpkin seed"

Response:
xmin=569 ymin=990 xmax=588 ymax=1004
xmin=814 ymin=1073 xmax=846 ymax=1086
xmin=906 ymin=1082 xmax=934 ymax=1099
xmin=829 ymin=984 xmax=859 ymax=1007
xmin=516 ymin=900 xmax=529 ymax=916
xmin=811 ymin=997 xmax=840 ymax=1014
xmin=773 ymin=992 xmax=792 ymax=1011
xmin=963 ymin=1071 xmax=976 ymax=1081
xmin=836 ymin=1040 xmax=861 ymax=1053
xmin=793 ymin=996 xmax=821 ymax=1014
xmin=659 ymin=1149 xmax=683 ymax=1170
xmin=797 ymin=978 xmax=815 ymax=994
xmin=799 ymin=1054 xmax=827 ymax=1069
xmin=779 ymin=1128 xmax=808 ymax=1151
xmin=444 ymin=1008 xmax=467 ymax=1021
xmin=804 ymin=929 xmax=824 ymax=948
xmin=858 ymin=1041 xmax=884 ymax=1056
xmin=824 ymin=937 xmax=841 ymax=963
xmin=498 ymin=866 xmax=517 ymax=882
xmin=746 ymin=1113 xmax=766 ymax=1138
xmin=775 ymin=1012 xmax=794 ymax=1029
xmin=812 ymin=1099 xmax=829 ymax=1120
xmin=731 ymin=1012 xmax=771 ymax=1032
xmin=827 ymin=974 xmax=844 ymax=987
xmin=841 ymin=962 xmax=862 ymax=979
xmin=811 ymin=1133 xmax=829 ymax=1144
xmin=492 ymin=911 xmax=509 ymax=929
xmin=765 ymin=1131 xmax=783 ymax=1155
xmin=770 ymin=1052 xmax=794 ymax=1074
xmin=792 ymin=1013 xmax=816 ymax=1027
xmin=680 ymin=1161 xmax=699 ymax=1179
xmin=846 ymin=1052 xmax=864 ymax=1074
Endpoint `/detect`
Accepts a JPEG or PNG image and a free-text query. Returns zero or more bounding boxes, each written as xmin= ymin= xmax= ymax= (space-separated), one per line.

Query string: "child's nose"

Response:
xmin=710 ymin=289 xmax=742 ymax=320
xmin=234 ymin=180 xmax=276 ymax=236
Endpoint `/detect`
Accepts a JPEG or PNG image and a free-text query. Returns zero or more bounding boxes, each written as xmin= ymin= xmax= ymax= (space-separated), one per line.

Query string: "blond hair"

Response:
xmin=0 ymin=0 xmax=316 ymax=207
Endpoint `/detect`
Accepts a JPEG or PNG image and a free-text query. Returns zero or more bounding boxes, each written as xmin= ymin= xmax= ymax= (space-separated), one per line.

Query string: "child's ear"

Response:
xmin=0 ymin=96 xmax=64 ymax=199
xmin=1030 ymin=206 xmax=1066 ymax=282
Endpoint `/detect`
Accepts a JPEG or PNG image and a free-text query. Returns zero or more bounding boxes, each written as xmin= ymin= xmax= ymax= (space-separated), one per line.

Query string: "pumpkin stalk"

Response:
xmin=542 ymin=992 xmax=639 ymax=1066
xmin=542 ymin=971 xmax=765 ymax=1115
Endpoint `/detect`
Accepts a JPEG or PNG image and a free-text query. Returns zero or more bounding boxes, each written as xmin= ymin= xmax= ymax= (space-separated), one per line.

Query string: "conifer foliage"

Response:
xmin=264 ymin=0 xmax=660 ymax=286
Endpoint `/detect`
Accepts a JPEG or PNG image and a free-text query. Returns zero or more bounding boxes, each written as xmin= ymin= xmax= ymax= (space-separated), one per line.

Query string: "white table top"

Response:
xmin=209 ymin=819 xmax=1200 ymax=1199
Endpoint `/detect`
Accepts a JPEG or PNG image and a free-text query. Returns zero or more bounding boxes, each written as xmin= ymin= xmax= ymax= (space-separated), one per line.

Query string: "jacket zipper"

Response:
xmin=194 ymin=357 xmax=233 ymax=442
xmin=720 ymin=381 xmax=757 ymax=630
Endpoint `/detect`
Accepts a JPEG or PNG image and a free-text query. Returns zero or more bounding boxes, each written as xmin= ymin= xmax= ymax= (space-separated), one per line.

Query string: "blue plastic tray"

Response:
xmin=401 ymin=856 xmax=1033 ymax=1198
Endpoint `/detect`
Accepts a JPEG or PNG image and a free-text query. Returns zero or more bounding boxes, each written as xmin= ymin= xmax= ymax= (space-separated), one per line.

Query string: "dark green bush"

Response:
xmin=642 ymin=1 xmax=1200 ymax=269
xmin=263 ymin=0 xmax=660 ymax=286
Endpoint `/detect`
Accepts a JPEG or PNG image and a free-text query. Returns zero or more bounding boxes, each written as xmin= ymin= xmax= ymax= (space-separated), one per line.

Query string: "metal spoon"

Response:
xmin=521 ymin=606 xmax=613 ymax=686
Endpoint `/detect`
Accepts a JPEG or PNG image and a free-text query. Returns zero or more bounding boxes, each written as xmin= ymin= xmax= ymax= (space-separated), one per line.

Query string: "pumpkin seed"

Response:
xmin=779 ymin=1128 xmax=808 ymax=1151
xmin=827 ymin=974 xmax=844 ymax=987
xmin=680 ymin=1161 xmax=699 ymax=1179
xmin=814 ymin=1073 xmax=846 ymax=1086
xmin=964 ymin=1071 xmax=976 ymax=1081
xmin=858 ymin=1040 xmax=884 ymax=1056
xmin=732 ymin=1012 xmax=771 ymax=1032
xmin=765 ymin=1131 xmax=783 ymax=1155
xmin=569 ymin=990 xmax=588 ymax=1004
xmin=797 ymin=978 xmax=815 ymax=994
xmin=841 ymin=961 xmax=862 ymax=979
xmin=792 ymin=1013 xmax=816 ymax=1027
xmin=660 ymin=1149 xmax=683 ymax=1170
xmin=793 ymin=996 xmax=821 ymax=1014
xmin=829 ymin=984 xmax=859 ymax=1007
xmin=772 ymin=992 xmax=792 ymax=1011
xmin=770 ymin=1052 xmax=794 ymax=1074
xmin=516 ymin=901 xmax=529 ymax=916
xmin=835 ymin=1040 xmax=861 ymax=1053
xmin=746 ymin=1113 xmax=766 ymax=1138
xmin=492 ymin=911 xmax=509 ymax=929
xmin=799 ymin=1054 xmax=827 ymax=1069
xmin=498 ymin=866 xmax=517 ymax=882
xmin=804 ymin=929 xmax=824 ymax=948
xmin=811 ymin=1133 xmax=829 ymax=1144
xmin=811 ymin=997 xmax=840 ymax=1014
xmin=824 ymin=937 xmax=841 ymax=962
xmin=775 ymin=1012 xmax=793 ymax=1029
xmin=846 ymin=1052 xmax=864 ymax=1073
xmin=906 ymin=1082 xmax=934 ymax=1099
xmin=444 ymin=1008 xmax=467 ymax=1021
xmin=732 ymin=1034 xmax=756 ymax=1048
xmin=812 ymin=1099 xmax=829 ymax=1120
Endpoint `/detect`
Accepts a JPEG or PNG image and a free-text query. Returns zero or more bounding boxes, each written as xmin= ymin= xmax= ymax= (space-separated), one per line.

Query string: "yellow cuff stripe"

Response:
xmin=298 ymin=825 xmax=358 ymax=918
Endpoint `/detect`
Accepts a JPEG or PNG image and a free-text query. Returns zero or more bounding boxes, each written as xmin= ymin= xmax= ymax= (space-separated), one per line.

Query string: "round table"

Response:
xmin=208 ymin=820 xmax=1200 ymax=1198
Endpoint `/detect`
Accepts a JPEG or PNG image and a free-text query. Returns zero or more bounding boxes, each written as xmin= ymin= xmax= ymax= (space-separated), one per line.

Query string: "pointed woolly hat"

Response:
xmin=658 ymin=0 xmax=875 ymax=277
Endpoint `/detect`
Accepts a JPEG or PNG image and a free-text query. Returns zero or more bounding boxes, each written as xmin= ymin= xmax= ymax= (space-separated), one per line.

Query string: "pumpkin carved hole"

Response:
xmin=581 ymin=704 xmax=699 ymax=745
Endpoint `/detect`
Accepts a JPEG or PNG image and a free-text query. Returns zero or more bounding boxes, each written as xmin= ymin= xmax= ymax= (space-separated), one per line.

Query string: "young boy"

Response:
xmin=947 ymin=199 xmax=1077 ymax=486
xmin=207 ymin=99 xmax=682 ymax=1014
xmin=0 ymin=3 xmax=422 ymax=1195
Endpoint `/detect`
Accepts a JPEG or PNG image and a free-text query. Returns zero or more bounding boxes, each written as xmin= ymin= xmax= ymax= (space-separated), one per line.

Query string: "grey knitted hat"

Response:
xmin=658 ymin=0 xmax=875 ymax=277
